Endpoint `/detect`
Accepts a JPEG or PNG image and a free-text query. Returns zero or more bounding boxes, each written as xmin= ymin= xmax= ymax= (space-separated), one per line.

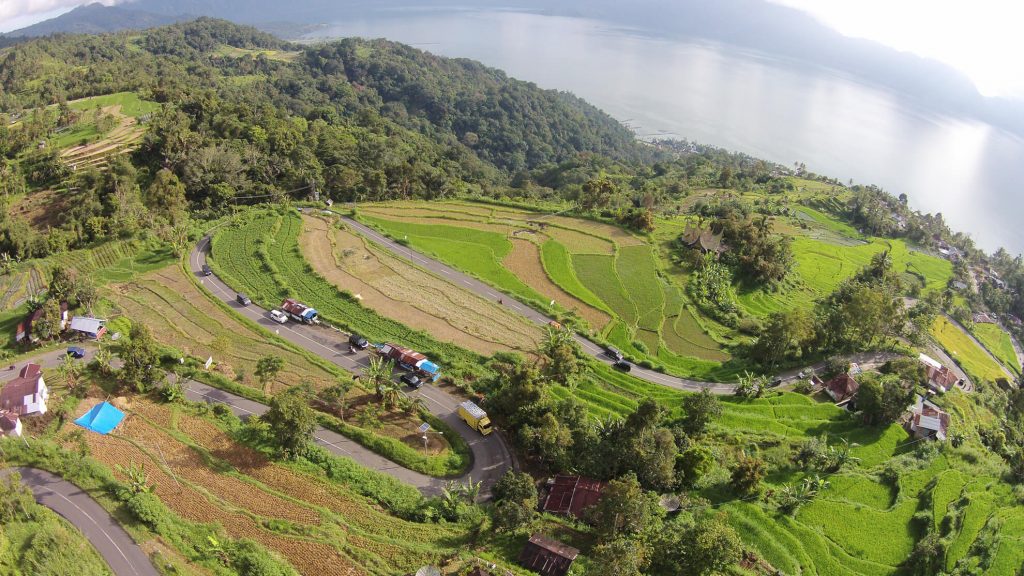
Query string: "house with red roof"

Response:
xmin=825 ymin=373 xmax=859 ymax=403
xmin=918 ymin=353 xmax=959 ymax=392
xmin=518 ymin=534 xmax=579 ymax=576
xmin=908 ymin=396 xmax=950 ymax=441
xmin=541 ymin=475 xmax=606 ymax=521
xmin=0 ymin=364 xmax=49 ymax=417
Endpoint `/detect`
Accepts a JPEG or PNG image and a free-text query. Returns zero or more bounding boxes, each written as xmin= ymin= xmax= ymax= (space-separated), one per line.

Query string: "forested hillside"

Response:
xmin=0 ymin=18 xmax=650 ymax=261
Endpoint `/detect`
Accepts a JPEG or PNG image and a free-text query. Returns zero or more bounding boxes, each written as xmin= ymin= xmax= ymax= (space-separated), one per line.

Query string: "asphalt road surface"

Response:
xmin=190 ymin=238 xmax=513 ymax=496
xmin=0 ymin=467 xmax=159 ymax=576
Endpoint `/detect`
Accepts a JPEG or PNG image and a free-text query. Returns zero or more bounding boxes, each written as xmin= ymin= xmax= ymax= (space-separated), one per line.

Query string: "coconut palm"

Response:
xmin=376 ymin=381 xmax=402 ymax=410
xmin=58 ymin=354 xmax=83 ymax=392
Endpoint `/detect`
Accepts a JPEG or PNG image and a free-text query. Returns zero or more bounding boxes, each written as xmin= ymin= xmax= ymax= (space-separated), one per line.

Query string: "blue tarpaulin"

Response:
xmin=74 ymin=402 xmax=125 ymax=435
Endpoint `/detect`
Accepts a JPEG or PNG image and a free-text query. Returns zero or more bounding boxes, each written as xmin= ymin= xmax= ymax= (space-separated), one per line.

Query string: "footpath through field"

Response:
xmin=0 ymin=467 xmax=160 ymax=576
xmin=338 ymin=214 xmax=739 ymax=394
xmin=190 ymin=237 xmax=513 ymax=496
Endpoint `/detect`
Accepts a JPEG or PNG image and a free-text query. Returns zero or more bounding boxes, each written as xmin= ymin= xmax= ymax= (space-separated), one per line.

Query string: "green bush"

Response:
xmin=124 ymin=491 xmax=166 ymax=530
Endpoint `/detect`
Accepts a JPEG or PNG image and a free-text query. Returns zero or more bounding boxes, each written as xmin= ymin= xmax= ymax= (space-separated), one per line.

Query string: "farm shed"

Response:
xmin=542 ymin=475 xmax=606 ymax=520
xmin=69 ymin=316 xmax=107 ymax=340
xmin=518 ymin=534 xmax=579 ymax=576
xmin=0 ymin=364 xmax=49 ymax=416
xmin=681 ymin=222 xmax=727 ymax=255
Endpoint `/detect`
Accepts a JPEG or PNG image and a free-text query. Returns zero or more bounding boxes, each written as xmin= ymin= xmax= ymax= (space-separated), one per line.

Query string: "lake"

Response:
xmin=304 ymin=8 xmax=1024 ymax=255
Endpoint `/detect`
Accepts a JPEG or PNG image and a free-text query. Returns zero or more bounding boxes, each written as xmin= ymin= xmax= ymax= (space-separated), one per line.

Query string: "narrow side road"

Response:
xmin=0 ymin=467 xmax=160 ymax=576
xmin=190 ymin=238 xmax=513 ymax=496
xmin=340 ymin=215 xmax=739 ymax=394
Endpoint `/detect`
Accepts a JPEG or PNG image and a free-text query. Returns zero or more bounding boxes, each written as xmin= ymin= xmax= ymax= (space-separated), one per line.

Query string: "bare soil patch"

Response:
xmin=503 ymin=238 xmax=610 ymax=331
xmin=299 ymin=215 xmax=541 ymax=355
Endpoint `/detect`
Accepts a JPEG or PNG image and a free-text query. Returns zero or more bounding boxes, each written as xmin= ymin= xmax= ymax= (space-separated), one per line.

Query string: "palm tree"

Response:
xmin=363 ymin=356 xmax=394 ymax=392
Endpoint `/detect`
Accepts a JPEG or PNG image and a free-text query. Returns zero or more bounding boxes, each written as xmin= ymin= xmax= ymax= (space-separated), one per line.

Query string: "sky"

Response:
xmin=772 ymin=0 xmax=1024 ymax=99
xmin=2 ymin=0 xmax=1023 ymax=99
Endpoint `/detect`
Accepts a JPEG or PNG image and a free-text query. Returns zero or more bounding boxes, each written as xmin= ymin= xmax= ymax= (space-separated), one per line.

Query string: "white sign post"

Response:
xmin=204 ymin=356 xmax=213 ymax=370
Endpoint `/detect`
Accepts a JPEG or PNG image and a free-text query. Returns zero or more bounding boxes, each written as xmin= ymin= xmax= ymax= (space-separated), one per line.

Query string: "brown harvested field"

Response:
xmin=503 ymin=239 xmax=610 ymax=331
xmin=358 ymin=210 xmax=516 ymax=234
xmin=8 ymin=188 xmax=68 ymax=229
xmin=172 ymin=410 xmax=461 ymax=549
xmin=542 ymin=225 xmax=616 ymax=254
xmin=74 ymin=398 xmax=458 ymax=576
xmin=108 ymin=265 xmax=337 ymax=394
xmin=299 ymin=215 xmax=542 ymax=355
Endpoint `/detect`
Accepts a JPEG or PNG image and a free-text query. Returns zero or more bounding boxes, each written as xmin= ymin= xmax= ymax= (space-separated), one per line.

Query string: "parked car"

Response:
xmin=66 ymin=346 xmax=86 ymax=359
xmin=201 ymin=264 xmax=212 ymax=276
xmin=348 ymin=333 xmax=369 ymax=350
xmin=605 ymin=345 xmax=624 ymax=361
xmin=400 ymin=373 xmax=423 ymax=389
xmin=269 ymin=310 xmax=288 ymax=324
xmin=770 ymin=377 xmax=784 ymax=387
xmin=236 ymin=293 xmax=252 ymax=306
xmin=797 ymin=370 xmax=807 ymax=379
xmin=613 ymin=360 xmax=631 ymax=372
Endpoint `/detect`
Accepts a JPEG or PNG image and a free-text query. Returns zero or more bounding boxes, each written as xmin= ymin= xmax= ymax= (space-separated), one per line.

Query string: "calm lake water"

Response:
xmin=304 ymin=9 xmax=1024 ymax=255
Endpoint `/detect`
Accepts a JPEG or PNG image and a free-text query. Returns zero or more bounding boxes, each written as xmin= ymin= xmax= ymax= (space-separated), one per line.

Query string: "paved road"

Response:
xmin=190 ymin=238 xmax=513 ymax=496
xmin=0 ymin=467 xmax=159 ymax=576
xmin=340 ymin=215 xmax=738 ymax=394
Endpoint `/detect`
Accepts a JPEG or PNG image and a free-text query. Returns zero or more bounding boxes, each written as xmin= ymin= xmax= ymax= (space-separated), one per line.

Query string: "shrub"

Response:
xmin=124 ymin=491 xmax=166 ymax=531
xmin=230 ymin=539 xmax=295 ymax=576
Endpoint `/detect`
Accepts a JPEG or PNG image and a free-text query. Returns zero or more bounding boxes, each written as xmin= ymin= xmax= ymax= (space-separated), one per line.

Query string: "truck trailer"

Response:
xmin=280 ymin=298 xmax=319 ymax=324
xmin=377 ymin=343 xmax=441 ymax=382
xmin=457 ymin=401 xmax=493 ymax=435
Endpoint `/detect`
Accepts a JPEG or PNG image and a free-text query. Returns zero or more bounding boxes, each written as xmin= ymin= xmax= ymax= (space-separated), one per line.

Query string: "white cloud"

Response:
xmin=0 ymin=1 xmax=123 ymax=32
xmin=771 ymin=0 xmax=1024 ymax=99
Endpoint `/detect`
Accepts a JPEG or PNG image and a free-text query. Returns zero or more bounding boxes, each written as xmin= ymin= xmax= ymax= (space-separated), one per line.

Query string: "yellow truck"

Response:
xmin=457 ymin=401 xmax=493 ymax=435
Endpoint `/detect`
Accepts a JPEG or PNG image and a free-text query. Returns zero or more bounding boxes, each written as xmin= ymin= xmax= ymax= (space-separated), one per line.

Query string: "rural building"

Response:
xmin=0 ymin=410 xmax=22 ymax=437
xmin=825 ymin=373 xmax=859 ymax=403
xmin=15 ymin=302 xmax=68 ymax=344
xmin=0 ymin=364 xmax=49 ymax=417
xmin=69 ymin=316 xmax=107 ymax=340
xmin=918 ymin=353 xmax=958 ymax=392
xmin=680 ymin=223 xmax=727 ymax=256
xmin=542 ymin=475 xmax=606 ymax=520
xmin=908 ymin=396 xmax=950 ymax=441
xmin=518 ymin=534 xmax=579 ymax=576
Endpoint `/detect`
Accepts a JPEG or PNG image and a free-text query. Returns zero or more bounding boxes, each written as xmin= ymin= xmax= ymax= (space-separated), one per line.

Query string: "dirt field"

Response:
xmin=109 ymin=266 xmax=337 ymax=395
xmin=298 ymin=215 xmax=542 ymax=356
xmin=75 ymin=398 xmax=455 ymax=575
xmin=503 ymin=238 xmax=610 ymax=330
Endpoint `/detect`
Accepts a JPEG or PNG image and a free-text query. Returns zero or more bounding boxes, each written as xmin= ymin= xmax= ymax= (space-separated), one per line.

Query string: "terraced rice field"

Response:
xmin=931 ymin=316 xmax=1008 ymax=383
xmin=971 ymin=322 xmax=1022 ymax=377
xmin=78 ymin=399 xmax=460 ymax=576
xmin=108 ymin=264 xmax=339 ymax=394
xmin=298 ymin=214 xmax=542 ymax=355
xmin=107 ymin=263 xmax=450 ymax=458
xmin=357 ymin=201 xmax=731 ymax=376
xmin=737 ymin=236 xmax=953 ymax=318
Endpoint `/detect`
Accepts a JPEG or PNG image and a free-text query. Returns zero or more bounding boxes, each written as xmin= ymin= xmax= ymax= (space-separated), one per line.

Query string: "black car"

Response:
xmin=400 ymin=373 xmax=423 ymax=389
xmin=348 ymin=333 xmax=369 ymax=350
xmin=201 ymin=264 xmax=212 ymax=276
xmin=613 ymin=360 xmax=631 ymax=372
xmin=66 ymin=346 xmax=86 ymax=359
xmin=236 ymin=293 xmax=252 ymax=306
xmin=605 ymin=346 xmax=624 ymax=361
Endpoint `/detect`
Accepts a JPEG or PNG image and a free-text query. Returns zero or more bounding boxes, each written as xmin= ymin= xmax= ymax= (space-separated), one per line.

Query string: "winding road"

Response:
xmin=0 ymin=467 xmax=159 ymax=576
xmin=338 ymin=214 xmax=738 ymax=394
xmin=190 ymin=238 xmax=513 ymax=496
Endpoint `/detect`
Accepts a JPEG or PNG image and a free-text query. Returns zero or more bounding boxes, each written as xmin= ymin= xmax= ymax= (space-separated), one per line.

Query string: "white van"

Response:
xmin=269 ymin=310 xmax=288 ymax=324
